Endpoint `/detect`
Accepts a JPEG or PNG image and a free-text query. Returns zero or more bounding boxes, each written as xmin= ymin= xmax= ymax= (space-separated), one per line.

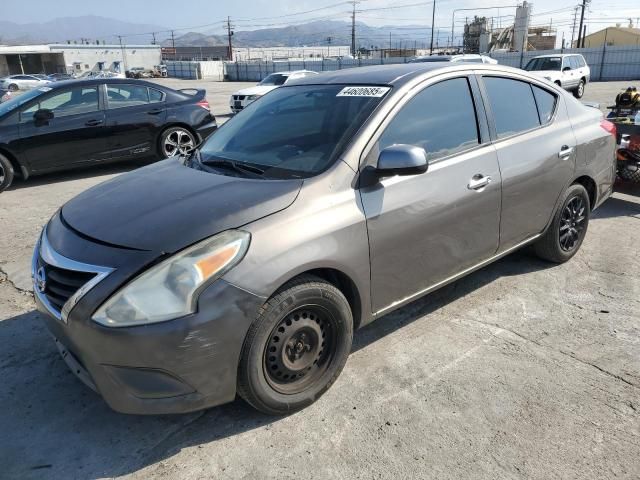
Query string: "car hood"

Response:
xmin=61 ymin=158 xmax=303 ymax=253
xmin=233 ymin=85 xmax=279 ymax=96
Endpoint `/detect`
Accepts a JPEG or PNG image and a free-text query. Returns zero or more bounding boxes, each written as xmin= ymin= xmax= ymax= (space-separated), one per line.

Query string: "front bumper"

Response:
xmin=33 ymin=222 xmax=264 ymax=415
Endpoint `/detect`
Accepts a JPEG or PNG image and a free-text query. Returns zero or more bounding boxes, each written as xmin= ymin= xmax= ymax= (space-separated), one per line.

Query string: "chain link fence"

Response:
xmin=224 ymin=45 xmax=640 ymax=82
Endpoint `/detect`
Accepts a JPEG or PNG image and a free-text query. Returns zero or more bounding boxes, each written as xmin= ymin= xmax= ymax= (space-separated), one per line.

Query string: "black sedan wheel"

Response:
xmin=534 ymin=184 xmax=590 ymax=263
xmin=160 ymin=127 xmax=196 ymax=158
xmin=238 ymin=275 xmax=353 ymax=415
xmin=0 ymin=153 xmax=15 ymax=193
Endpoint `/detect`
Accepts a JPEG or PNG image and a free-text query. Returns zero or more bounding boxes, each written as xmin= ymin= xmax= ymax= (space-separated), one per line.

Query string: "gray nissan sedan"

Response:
xmin=33 ymin=63 xmax=616 ymax=415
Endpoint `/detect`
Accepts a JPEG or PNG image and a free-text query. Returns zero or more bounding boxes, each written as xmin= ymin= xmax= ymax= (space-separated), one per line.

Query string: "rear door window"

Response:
xmin=378 ymin=77 xmax=480 ymax=161
xmin=148 ymin=88 xmax=164 ymax=103
xmin=483 ymin=76 xmax=540 ymax=139
xmin=106 ymin=84 xmax=150 ymax=109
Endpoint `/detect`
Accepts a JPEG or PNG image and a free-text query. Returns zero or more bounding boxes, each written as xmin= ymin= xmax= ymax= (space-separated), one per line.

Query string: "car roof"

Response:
xmin=271 ymin=70 xmax=318 ymax=76
xmin=45 ymin=77 xmax=162 ymax=89
xmin=530 ymin=54 xmax=581 ymax=58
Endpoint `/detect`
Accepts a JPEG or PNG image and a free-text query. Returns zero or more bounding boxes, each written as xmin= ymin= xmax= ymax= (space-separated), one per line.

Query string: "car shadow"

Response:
xmin=0 ymin=250 xmax=554 ymax=479
xmin=591 ymin=187 xmax=640 ymax=220
xmin=5 ymin=158 xmax=156 ymax=191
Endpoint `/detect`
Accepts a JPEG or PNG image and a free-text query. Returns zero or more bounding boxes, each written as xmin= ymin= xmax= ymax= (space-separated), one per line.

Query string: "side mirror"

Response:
xmin=33 ymin=108 xmax=54 ymax=124
xmin=562 ymin=66 xmax=571 ymax=72
xmin=377 ymin=144 xmax=428 ymax=177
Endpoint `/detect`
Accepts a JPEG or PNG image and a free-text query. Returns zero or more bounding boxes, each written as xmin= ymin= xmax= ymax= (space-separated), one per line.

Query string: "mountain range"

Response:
xmin=0 ymin=16 xmax=437 ymax=49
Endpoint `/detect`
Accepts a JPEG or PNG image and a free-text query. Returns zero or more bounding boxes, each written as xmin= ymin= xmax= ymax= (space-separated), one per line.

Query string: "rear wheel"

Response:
xmin=0 ymin=153 xmax=15 ymax=193
xmin=7 ymin=84 xmax=18 ymax=92
xmin=573 ymin=80 xmax=585 ymax=98
xmin=534 ymin=184 xmax=590 ymax=263
xmin=237 ymin=275 xmax=353 ymax=415
xmin=159 ymin=126 xmax=196 ymax=158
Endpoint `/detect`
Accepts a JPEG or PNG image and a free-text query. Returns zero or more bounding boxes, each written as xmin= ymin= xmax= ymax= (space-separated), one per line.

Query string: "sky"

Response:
xmin=4 ymin=0 xmax=640 ymax=48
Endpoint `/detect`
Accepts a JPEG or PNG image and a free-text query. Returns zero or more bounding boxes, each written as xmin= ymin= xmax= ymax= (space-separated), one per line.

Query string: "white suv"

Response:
xmin=524 ymin=54 xmax=590 ymax=98
xmin=230 ymin=70 xmax=318 ymax=113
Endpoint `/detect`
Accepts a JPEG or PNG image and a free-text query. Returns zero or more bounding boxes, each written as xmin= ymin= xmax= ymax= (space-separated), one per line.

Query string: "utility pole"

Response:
xmin=577 ymin=0 xmax=587 ymax=49
xmin=429 ymin=0 xmax=436 ymax=55
xmin=350 ymin=1 xmax=359 ymax=57
xmin=571 ymin=6 xmax=579 ymax=47
xmin=118 ymin=35 xmax=128 ymax=73
xmin=226 ymin=17 xmax=234 ymax=61
xmin=170 ymin=30 xmax=175 ymax=49
xmin=326 ymin=36 xmax=332 ymax=57
xmin=152 ymin=32 xmax=157 ymax=45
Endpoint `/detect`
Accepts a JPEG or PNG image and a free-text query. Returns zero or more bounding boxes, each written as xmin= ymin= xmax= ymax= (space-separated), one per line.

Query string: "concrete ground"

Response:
xmin=0 ymin=80 xmax=639 ymax=480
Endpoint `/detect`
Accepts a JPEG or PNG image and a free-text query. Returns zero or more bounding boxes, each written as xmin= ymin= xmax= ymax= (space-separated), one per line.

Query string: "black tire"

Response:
xmin=158 ymin=126 xmax=196 ymax=159
xmin=534 ymin=184 xmax=590 ymax=263
xmin=573 ymin=80 xmax=585 ymax=98
xmin=237 ymin=275 xmax=353 ymax=415
xmin=7 ymin=84 xmax=19 ymax=92
xmin=0 ymin=153 xmax=15 ymax=193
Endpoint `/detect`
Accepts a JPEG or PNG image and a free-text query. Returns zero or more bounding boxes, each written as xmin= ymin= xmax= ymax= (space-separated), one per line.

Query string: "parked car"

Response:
xmin=0 ymin=79 xmax=216 ymax=191
xmin=230 ymin=70 xmax=318 ymax=113
xmin=47 ymin=73 xmax=75 ymax=82
xmin=32 ymin=63 xmax=615 ymax=415
xmin=410 ymin=54 xmax=497 ymax=64
xmin=126 ymin=67 xmax=151 ymax=79
xmin=0 ymin=74 xmax=52 ymax=91
xmin=524 ymin=54 xmax=590 ymax=98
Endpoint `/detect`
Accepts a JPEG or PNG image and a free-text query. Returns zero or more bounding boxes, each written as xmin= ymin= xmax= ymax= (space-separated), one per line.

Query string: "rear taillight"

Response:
xmin=196 ymin=100 xmax=210 ymax=111
xmin=600 ymin=119 xmax=617 ymax=138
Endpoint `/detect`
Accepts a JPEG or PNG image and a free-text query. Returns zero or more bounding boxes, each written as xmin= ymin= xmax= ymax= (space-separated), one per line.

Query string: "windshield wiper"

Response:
xmin=200 ymin=156 xmax=265 ymax=178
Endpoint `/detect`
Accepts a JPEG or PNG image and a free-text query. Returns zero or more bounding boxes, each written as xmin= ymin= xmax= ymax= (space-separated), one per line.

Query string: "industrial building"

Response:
xmin=581 ymin=26 xmax=640 ymax=47
xmin=0 ymin=44 xmax=162 ymax=77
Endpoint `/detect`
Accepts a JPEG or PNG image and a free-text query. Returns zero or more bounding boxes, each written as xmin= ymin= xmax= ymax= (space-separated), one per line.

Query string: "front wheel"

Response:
xmin=159 ymin=127 xmax=196 ymax=158
xmin=534 ymin=184 xmax=590 ymax=263
xmin=573 ymin=80 xmax=585 ymax=98
xmin=7 ymin=84 xmax=18 ymax=92
xmin=237 ymin=275 xmax=353 ymax=415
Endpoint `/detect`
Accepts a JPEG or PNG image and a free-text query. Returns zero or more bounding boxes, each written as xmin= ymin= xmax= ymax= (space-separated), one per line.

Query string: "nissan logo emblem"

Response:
xmin=35 ymin=267 xmax=47 ymax=293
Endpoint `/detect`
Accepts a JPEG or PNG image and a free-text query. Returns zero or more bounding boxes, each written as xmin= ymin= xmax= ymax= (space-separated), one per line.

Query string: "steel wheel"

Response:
xmin=264 ymin=307 xmax=336 ymax=395
xmin=162 ymin=128 xmax=195 ymax=157
xmin=559 ymin=195 xmax=587 ymax=252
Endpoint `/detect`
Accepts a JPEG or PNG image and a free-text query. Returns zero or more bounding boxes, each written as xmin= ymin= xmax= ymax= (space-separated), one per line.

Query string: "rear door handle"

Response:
xmin=558 ymin=145 xmax=574 ymax=158
xmin=85 ymin=119 xmax=103 ymax=126
xmin=467 ymin=174 xmax=492 ymax=191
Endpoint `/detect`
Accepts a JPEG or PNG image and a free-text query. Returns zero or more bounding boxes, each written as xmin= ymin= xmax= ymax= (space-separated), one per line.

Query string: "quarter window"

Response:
xmin=107 ymin=84 xmax=150 ymax=108
xmin=378 ymin=77 xmax=480 ymax=161
xmin=532 ymin=86 xmax=557 ymax=125
xmin=149 ymin=88 xmax=164 ymax=103
xmin=483 ymin=77 xmax=540 ymax=138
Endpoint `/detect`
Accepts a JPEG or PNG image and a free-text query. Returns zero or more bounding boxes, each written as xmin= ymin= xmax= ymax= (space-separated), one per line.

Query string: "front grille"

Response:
xmin=233 ymin=95 xmax=246 ymax=101
xmin=37 ymin=256 xmax=96 ymax=313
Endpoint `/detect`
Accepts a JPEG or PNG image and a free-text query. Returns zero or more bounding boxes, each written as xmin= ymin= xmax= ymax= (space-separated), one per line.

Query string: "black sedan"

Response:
xmin=0 ymin=78 xmax=216 ymax=192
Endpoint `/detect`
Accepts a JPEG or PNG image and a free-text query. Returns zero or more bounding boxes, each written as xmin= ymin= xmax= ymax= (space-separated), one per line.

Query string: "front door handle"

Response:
xmin=147 ymin=109 xmax=163 ymax=115
xmin=467 ymin=174 xmax=492 ymax=191
xmin=85 ymin=119 xmax=103 ymax=126
xmin=558 ymin=145 xmax=574 ymax=158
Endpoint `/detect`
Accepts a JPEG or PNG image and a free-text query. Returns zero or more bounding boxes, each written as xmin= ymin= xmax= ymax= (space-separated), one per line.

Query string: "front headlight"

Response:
xmin=92 ymin=230 xmax=250 ymax=327
xmin=246 ymin=95 xmax=261 ymax=101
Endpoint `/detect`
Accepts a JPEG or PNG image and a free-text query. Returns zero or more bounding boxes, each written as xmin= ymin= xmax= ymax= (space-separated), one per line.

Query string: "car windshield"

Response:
xmin=0 ymin=88 xmax=44 ymax=116
xmin=259 ymin=74 xmax=289 ymax=86
xmin=525 ymin=57 xmax=562 ymax=71
xmin=198 ymin=84 xmax=389 ymax=179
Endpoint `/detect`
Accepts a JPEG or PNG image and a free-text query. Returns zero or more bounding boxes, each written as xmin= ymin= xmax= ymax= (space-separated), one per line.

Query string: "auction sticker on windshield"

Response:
xmin=337 ymin=86 xmax=390 ymax=97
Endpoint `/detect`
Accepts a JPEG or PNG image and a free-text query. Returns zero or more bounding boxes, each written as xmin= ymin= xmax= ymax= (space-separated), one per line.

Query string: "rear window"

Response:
xmin=483 ymin=77 xmax=540 ymax=138
xmin=532 ymin=86 xmax=557 ymax=125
